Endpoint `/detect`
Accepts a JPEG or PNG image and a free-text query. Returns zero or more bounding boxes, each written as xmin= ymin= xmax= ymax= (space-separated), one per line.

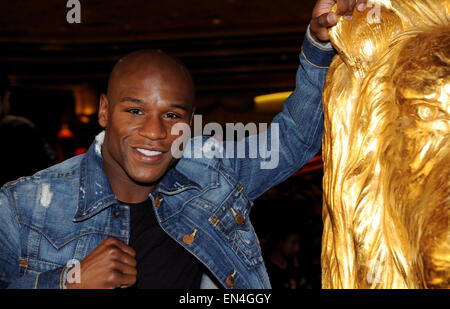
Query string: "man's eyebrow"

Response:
xmin=120 ymin=97 xmax=145 ymax=103
xmin=169 ymin=104 xmax=188 ymax=111
xmin=119 ymin=97 xmax=189 ymax=111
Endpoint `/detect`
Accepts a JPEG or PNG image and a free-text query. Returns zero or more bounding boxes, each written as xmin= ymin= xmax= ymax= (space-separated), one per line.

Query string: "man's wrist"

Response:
xmin=306 ymin=25 xmax=333 ymax=50
xmin=301 ymin=25 xmax=336 ymax=69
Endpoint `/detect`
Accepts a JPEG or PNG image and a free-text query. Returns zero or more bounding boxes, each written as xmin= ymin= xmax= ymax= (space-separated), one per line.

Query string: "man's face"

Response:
xmin=280 ymin=234 xmax=300 ymax=260
xmin=99 ymin=66 xmax=194 ymax=186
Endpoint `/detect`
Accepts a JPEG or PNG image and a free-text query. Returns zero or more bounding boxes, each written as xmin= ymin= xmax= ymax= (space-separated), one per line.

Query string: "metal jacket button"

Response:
xmin=182 ymin=229 xmax=197 ymax=245
xmin=113 ymin=210 xmax=120 ymax=218
xmin=235 ymin=214 xmax=245 ymax=225
xmin=155 ymin=197 xmax=163 ymax=207
xmin=226 ymin=269 xmax=236 ymax=287
xmin=211 ymin=215 xmax=219 ymax=227
xmin=231 ymin=208 xmax=245 ymax=225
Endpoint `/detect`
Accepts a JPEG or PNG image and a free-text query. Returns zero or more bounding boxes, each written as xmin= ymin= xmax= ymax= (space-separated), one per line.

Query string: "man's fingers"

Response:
xmin=112 ymin=250 xmax=137 ymax=268
xmin=110 ymin=260 xmax=138 ymax=276
xmin=116 ymin=242 xmax=136 ymax=258
xmin=103 ymin=237 xmax=136 ymax=257
xmin=310 ymin=11 xmax=339 ymax=41
xmin=106 ymin=245 xmax=137 ymax=267
xmin=107 ymin=270 xmax=137 ymax=288
xmin=316 ymin=12 xmax=338 ymax=28
xmin=108 ymin=261 xmax=137 ymax=288
xmin=336 ymin=0 xmax=369 ymax=18
xmin=356 ymin=0 xmax=368 ymax=12
xmin=101 ymin=238 xmax=137 ymax=268
xmin=118 ymin=273 xmax=137 ymax=288
xmin=336 ymin=0 xmax=353 ymax=16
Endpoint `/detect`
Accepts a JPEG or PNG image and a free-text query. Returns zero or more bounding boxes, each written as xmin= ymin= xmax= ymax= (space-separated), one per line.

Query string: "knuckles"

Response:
xmin=106 ymin=246 xmax=121 ymax=259
xmin=108 ymin=260 xmax=122 ymax=271
xmin=78 ymin=237 xmax=138 ymax=288
xmin=106 ymin=271 xmax=120 ymax=284
xmin=102 ymin=236 xmax=120 ymax=246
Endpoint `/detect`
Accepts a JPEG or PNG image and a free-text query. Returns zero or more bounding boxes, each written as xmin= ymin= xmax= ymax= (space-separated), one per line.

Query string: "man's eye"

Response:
xmin=166 ymin=112 xmax=181 ymax=119
xmin=127 ymin=108 xmax=143 ymax=115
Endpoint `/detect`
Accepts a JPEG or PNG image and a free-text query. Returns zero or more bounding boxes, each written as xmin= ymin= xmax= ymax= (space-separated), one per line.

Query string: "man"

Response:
xmin=0 ymin=73 xmax=56 ymax=187
xmin=264 ymin=227 xmax=303 ymax=289
xmin=0 ymin=0 xmax=368 ymax=289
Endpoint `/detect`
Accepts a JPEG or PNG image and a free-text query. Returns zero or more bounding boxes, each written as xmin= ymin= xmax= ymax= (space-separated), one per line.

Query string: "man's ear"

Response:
xmin=98 ymin=94 xmax=109 ymax=128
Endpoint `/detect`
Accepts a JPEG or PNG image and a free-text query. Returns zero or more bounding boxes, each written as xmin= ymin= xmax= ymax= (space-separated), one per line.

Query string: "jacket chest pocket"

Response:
xmin=209 ymin=184 xmax=263 ymax=268
xmin=209 ymin=184 xmax=250 ymax=235
xmin=19 ymin=223 xmax=112 ymax=277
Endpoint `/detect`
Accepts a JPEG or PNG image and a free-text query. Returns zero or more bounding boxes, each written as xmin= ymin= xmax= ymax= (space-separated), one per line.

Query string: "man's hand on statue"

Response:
xmin=310 ymin=0 xmax=368 ymax=43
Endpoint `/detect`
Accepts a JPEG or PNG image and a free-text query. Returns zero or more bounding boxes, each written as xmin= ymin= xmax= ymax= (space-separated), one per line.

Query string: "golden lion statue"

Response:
xmin=321 ymin=0 xmax=449 ymax=288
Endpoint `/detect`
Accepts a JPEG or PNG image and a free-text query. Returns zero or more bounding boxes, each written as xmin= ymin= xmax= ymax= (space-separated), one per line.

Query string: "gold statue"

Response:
xmin=321 ymin=0 xmax=449 ymax=288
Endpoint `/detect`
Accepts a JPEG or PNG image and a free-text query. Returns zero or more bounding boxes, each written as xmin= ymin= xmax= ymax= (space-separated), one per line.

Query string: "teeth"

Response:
xmin=136 ymin=148 xmax=162 ymax=156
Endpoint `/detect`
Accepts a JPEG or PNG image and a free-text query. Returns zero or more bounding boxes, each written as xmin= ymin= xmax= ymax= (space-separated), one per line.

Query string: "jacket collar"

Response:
xmin=73 ymin=131 xmax=117 ymax=222
xmin=157 ymin=136 xmax=221 ymax=195
xmin=157 ymin=166 xmax=203 ymax=195
xmin=73 ymin=131 xmax=214 ymax=221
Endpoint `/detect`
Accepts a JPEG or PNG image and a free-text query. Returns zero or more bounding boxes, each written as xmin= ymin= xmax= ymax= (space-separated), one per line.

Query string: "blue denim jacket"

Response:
xmin=0 ymin=32 xmax=335 ymax=289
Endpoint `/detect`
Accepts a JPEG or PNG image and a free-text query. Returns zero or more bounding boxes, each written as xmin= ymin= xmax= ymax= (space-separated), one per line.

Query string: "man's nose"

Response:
xmin=138 ymin=116 xmax=167 ymax=140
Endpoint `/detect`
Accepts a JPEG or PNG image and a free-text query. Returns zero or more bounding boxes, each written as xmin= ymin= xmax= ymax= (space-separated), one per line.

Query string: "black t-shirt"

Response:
xmin=127 ymin=198 xmax=203 ymax=289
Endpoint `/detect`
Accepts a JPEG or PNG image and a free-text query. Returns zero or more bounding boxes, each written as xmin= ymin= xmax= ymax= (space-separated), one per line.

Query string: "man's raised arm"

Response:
xmin=228 ymin=0 xmax=368 ymax=201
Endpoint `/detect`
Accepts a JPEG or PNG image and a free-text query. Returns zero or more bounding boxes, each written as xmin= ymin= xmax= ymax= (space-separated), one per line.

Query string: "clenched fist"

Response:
xmin=66 ymin=237 xmax=137 ymax=289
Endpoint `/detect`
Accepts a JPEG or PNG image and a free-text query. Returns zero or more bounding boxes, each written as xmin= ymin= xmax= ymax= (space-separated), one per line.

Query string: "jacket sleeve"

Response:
xmin=228 ymin=27 xmax=335 ymax=201
xmin=0 ymin=186 xmax=67 ymax=289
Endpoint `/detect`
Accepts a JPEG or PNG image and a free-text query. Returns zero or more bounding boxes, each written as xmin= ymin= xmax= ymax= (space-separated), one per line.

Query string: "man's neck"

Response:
xmin=101 ymin=152 xmax=156 ymax=204
xmin=106 ymin=170 xmax=155 ymax=204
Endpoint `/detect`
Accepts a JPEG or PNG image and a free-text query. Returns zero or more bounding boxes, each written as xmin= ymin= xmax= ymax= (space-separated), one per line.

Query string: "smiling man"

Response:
xmin=100 ymin=50 xmax=196 ymax=204
xmin=0 ymin=0 xmax=367 ymax=289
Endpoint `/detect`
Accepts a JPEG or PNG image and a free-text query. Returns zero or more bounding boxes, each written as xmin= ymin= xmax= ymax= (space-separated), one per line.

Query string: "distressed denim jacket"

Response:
xmin=0 ymin=30 xmax=335 ymax=289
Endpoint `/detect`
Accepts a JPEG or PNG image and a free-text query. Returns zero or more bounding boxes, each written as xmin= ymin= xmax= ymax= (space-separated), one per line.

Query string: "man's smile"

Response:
xmin=132 ymin=146 xmax=167 ymax=163
xmin=135 ymin=148 xmax=163 ymax=156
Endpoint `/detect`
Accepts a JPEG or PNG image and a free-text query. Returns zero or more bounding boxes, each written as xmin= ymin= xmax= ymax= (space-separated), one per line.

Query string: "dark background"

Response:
xmin=0 ymin=0 xmax=323 ymax=288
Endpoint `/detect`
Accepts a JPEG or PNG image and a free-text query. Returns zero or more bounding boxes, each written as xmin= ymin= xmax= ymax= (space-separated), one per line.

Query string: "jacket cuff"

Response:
xmin=301 ymin=25 xmax=336 ymax=68
xmin=34 ymin=266 xmax=67 ymax=289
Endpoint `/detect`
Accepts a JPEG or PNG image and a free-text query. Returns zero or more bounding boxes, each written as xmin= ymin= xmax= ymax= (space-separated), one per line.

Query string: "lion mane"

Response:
xmin=321 ymin=0 xmax=449 ymax=288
